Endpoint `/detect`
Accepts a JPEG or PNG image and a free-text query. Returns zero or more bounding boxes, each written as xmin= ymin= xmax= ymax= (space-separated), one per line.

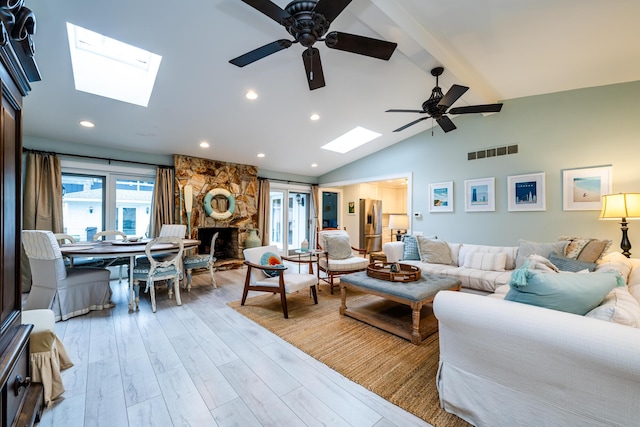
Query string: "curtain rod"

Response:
xmin=258 ymin=176 xmax=316 ymax=186
xmin=23 ymin=148 xmax=174 ymax=169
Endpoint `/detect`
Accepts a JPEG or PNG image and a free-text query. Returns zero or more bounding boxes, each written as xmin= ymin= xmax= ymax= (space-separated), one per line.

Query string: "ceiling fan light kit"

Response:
xmin=386 ymin=67 xmax=504 ymax=133
xmin=230 ymin=0 xmax=398 ymax=90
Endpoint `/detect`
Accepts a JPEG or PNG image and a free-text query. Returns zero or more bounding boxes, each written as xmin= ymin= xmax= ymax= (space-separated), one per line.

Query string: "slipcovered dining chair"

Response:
xmin=242 ymin=245 xmax=318 ymax=318
xmin=131 ymin=236 xmax=184 ymax=313
xmin=93 ymin=230 xmax=128 ymax=282
xmin=316 ymin=228 xmax=369 ymax=294
xmin=183 ymin=232 xmax=218 ymax=291
xmin=22 ymin=230 xmax=114 ymax=321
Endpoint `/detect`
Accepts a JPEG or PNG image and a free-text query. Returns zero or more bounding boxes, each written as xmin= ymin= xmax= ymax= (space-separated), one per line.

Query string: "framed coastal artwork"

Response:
xmin=562 ymin=165 xmax=612 ymax=211
xmin=507 ymin=172 xmax=546 ymax=211
xmin=429 ymin=181 xmax=453 ymax=212
xmin=464 ymin=177 xmax=495 ymax=212
xmin=348 ymin=201 xmax=355 ymax=215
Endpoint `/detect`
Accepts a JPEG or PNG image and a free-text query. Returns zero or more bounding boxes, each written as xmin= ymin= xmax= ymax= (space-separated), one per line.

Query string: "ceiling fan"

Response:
xmin=229 ymin=0 xmax=398 ymax=90
xmin=386 ymin=67 xmax=503 ymax=133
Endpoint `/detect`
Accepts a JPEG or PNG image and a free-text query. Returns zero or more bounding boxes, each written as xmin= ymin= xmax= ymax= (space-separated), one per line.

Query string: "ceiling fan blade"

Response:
xmin=386 ymin=109 xmax=427 ymax=114
xmin=229 ymin=40 xmax=293 ymax=67
xmin=393 ymin=117 xmax=430 ymax=132
xmin=436 ymin=115 xmax=457 ymax=133
xmin=241 ymin=0 xmax=292 ymax=25
xmin=325 ymin=32 xmax=397 ymax=60
xmin=313 ymin=0 xmax=352 ymax=23
xmin=302 ymin=48 xmax=325 ymax=91
xmin=437 ymin=84 xmax=469 ymax=110
xmin=449 ymin=103 xmax=504 ymax=115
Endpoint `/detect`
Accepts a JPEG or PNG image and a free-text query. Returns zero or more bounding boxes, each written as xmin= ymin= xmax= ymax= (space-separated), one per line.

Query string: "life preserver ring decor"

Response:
xmin=204 ymin=188 xmax=236 ymax=220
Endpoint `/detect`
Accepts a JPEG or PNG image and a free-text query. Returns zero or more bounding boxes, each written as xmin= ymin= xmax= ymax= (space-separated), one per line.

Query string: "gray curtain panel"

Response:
xmin=21 ymin=152 xmax=63 ymax=292
xmin=257 ymin=178 xmax=270 ymax=245
xmin=150 ymin=167 xmax=174 ymax=238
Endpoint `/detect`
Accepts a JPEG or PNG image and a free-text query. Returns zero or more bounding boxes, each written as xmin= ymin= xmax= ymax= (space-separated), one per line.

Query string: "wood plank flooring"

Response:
xmin=38 ymin=268 xmax=432 ymax=427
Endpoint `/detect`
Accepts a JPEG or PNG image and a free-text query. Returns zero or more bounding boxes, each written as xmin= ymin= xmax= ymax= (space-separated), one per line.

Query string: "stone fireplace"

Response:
xmin=174 ymin=155 xmax=259 ymax=269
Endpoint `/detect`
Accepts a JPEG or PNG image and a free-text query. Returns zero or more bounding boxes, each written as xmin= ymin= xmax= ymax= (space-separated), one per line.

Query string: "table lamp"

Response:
xmin=599 ymin=193 xmax=640 ymax=258
xmin=388 ymin=214 xmax=409 ymax=241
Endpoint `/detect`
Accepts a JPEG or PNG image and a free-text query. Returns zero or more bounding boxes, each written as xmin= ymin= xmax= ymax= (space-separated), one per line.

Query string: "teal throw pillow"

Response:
xmin=259 ymin=251 xmax=285 ymax=277
xmin=505 ymin=266 xmax=621 ymax=315
xmin=548 ymin=253 xmax=597 ymax=272
xmin=401 ymin=235 xmax=420 ymax=260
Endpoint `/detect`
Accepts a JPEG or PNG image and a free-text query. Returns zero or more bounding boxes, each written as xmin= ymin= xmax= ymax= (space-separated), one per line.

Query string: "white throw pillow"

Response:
xmin=324 ymin=235 xmax=353 ymax=260
xmin=416 ymin=236 xmax=453 ymax=265
xmin=462 ymin=252 xmax=507 ymax=272
xmin=585 ymin=287 xmax=640 ymax=327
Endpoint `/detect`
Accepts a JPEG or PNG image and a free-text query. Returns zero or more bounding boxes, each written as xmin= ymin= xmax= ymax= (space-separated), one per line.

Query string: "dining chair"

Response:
xmin=22 ymin=230 xmax=114 ymax=321
xmin=316 ymin=228 xmax=369 ymax=294
xmin=93 ymin=230 xmax=128 ymax=282
xmin=137 ymin=224 xmax=188 ymax=267
xmin=131 ymin=236 xmax=184 ymax=313
xmin=183 ymin=232 xmax=218 ymax=291
xmin=242 ymin=245 xmax=318 ymax=318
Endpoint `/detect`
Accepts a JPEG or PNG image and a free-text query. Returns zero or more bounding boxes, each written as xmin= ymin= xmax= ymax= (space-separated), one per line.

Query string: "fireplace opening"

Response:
xmin=197 ymin=227 xmax=241 ymax=261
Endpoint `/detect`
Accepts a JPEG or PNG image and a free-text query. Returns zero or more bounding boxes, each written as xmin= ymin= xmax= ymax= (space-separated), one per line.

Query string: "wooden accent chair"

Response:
xmin=316 ymin=228 xmax=369 ymax=294
xmin=242 ymin=245 xmax=318 ymax=318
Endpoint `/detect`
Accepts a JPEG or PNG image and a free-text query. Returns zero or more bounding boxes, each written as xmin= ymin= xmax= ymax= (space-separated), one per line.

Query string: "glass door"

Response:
xmin=269 ymin=186 xmax=311 ymax=254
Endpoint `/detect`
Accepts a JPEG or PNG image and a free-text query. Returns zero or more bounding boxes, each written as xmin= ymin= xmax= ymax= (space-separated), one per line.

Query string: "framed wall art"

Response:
xmin=347 ymin=201 xmax=355 ymax=215
xmin=465 ymin=177 xmax=495 ymax=212
xmin=507 ymin=172 xmax=546 ymax=211
xmin=428 ymin=181 xmax=453 ymax=212
xmin=562 ymin=165 xmax=612 ymax=211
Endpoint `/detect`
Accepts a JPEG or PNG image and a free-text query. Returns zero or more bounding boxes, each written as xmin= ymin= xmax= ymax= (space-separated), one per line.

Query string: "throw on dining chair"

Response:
xmin=242 ymin=245 xmax=318 ymax=319
xmin=131 ymin=236 xmax=184 ymax=313
xmin=93 ymin=230 xmax=129 ymax=282
xmin=22 ymin=230 xmax=114 ymax=321
xmin=316 ymin=228 xmax=369 ymax=294
xmin=183 ymin=232 xmax=218 ymax=291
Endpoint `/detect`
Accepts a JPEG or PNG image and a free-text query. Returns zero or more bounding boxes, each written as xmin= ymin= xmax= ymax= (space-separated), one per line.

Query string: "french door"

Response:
xmin=269 ymin=185 xmax=311 ymax=254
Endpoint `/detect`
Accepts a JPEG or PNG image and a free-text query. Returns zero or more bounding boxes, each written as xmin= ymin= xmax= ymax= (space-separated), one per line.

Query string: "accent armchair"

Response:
xmin=316 ymin=228 xmax=369 ymax=294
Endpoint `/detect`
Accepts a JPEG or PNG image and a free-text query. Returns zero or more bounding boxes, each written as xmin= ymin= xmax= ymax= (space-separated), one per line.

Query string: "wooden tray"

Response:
xmin=366 ymin=262 xmax=421 ymax=282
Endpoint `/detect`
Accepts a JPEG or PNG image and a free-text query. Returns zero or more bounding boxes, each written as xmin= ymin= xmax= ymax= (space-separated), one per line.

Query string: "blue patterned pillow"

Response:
xmin=259 ymin=251 xmax=284 ymax=277
xmin=549 ymin=253 xmax=597 ymax=272
xmin=401 ymin=235 xmax=420 ymax=260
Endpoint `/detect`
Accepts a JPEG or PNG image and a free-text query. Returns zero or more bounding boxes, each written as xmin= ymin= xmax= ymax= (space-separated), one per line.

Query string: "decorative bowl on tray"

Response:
xmin=366 ymin=262 xmax=421 ymax=282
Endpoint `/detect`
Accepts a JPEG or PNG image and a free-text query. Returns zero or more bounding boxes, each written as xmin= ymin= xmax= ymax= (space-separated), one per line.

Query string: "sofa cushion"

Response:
xmin=416 ymin=236 xmax=453 ymax=265
xmin=506 ymin=269 xmax=621 ymax=315
xmin=458 ymin=244 xmax=518 ymax=270
xmin=596 ymin=252 xmax=633 ymax=284
xmin=462 ymin=252 xmax=507 ymax=272
xmin=549 ymin=253 xmax=597 ymax=272
xmin=401 ymin=235 xmax=420 ymax=261
xmin=559 ymin=236 xmax=612 ymax=262
xmin=324 ymin=234 xmax=353 ymax=260
xmin=585 ymin=286 xmax=640 ymax=327
xmin=515 ymin=240 xmax=569 ymax=268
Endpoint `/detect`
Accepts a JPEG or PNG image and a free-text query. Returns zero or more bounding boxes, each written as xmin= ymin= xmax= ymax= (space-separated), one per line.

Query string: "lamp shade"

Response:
xmin=388 ymin=214 xmax=409 ymax=230
xmin=600 ymin=193 xmax=640 ymax=220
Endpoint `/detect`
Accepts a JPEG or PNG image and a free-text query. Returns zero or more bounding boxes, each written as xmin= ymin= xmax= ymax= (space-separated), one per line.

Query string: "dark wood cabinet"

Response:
xmin=0 ymin=3 xmax=42 ymax=427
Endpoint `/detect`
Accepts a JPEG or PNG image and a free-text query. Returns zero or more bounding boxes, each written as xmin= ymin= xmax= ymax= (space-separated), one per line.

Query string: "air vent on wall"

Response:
xmin=468 ymin=144 xmax=518 ymax=161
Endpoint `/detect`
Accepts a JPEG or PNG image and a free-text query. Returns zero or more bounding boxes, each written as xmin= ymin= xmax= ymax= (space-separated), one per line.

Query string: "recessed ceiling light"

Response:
xmin=257 ymin=153 xmax=265 ymax=158
xmin=311 ymin=163 xmax=318 ymax=167
xmin=321 ymin=126 xmax=381 ymax=154
xmin=80 ymin=120 xmax=95 ymax=128
xmin=310 ymin=113 xmax=320 ymax=121
xmin=200 ymin=141 xmax=210 ymax=148
xmin=246 ymin=90 xmax=258 ymax=100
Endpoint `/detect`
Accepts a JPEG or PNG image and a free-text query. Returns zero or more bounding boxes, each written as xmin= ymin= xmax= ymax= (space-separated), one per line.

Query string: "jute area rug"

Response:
xmin=228 ymin=287 xmax=470 ymax=427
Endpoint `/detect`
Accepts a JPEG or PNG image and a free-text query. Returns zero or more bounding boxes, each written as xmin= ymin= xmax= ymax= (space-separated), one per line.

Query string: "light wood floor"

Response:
xmin=38 ymin=268 xmax=432 ymax=427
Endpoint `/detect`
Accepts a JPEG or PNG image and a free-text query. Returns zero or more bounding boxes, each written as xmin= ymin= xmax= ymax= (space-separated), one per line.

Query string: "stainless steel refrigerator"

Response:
xmin=359 ymin=198 xmax=382 ymax=253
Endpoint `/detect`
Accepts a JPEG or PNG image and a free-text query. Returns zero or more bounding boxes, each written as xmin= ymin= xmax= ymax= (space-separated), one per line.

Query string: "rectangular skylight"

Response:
xmin=66 ymin=22 xmax=162 ymax=107
xmin=321 ymin=126 xmax=382 ymax=154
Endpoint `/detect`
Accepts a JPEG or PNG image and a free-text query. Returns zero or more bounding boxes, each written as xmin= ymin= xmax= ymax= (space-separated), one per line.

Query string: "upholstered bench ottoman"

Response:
xmin=339 ymin=271 xmax=461 ymax=344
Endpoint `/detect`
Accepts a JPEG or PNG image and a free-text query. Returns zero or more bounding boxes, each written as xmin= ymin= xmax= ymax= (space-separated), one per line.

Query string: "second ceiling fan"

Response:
xmin=229 ymin=0 xmax=398 ymax=90
xmin=386 ymin=67 xmax=503 ymax=133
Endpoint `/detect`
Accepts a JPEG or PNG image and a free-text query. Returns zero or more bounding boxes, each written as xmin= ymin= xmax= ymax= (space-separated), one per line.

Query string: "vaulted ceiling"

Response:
xmin=22 ymin=0 xmax=640 ymax=176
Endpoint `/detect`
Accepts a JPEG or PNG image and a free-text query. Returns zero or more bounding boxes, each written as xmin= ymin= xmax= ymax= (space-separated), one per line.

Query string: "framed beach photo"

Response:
xmin=562 ymin=165 xmax=612 ymax=211
xmin=465 ymin=177 xmax=495 ymax=212
xmin=507 ymin=172 xmax=546 ymax=211
xmin=429 ymin=181 xmax=453 ymax=212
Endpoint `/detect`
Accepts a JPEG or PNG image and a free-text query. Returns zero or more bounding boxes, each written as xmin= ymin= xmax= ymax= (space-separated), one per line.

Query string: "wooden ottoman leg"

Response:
xmin=340 ymin=285 xmax=348 ymax=315
xmin=411 ymin=302 xmax=422 ymax=345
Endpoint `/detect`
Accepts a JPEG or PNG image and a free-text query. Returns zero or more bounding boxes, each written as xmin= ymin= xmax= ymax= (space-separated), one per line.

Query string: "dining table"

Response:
xmin=60 ymin=238 xmax=200 ymax=310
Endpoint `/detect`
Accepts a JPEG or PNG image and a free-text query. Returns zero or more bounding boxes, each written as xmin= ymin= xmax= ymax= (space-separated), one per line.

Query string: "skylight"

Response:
xmin=321 ymin=126 xmax=381 ymax=154
xmin=66 ymin=22 xmax=162 ymax=107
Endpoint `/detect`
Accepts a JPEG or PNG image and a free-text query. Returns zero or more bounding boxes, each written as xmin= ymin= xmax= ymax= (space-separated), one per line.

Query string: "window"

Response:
xmin=269 ymin=184 xmax=311 ymax=254
xmin=61 ymin=160 xmax=155 ymax=240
